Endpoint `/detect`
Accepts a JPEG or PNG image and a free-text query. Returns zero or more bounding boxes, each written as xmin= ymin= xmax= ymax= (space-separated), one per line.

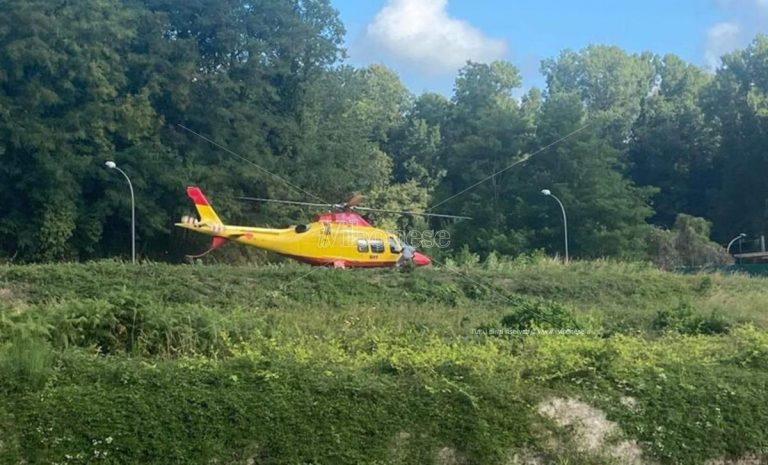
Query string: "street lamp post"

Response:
xmin=541 ymin=189 xmax=568 ymax=263
xmin=726 ymin=233 xmax=747 ymax=255
xmin=105 ymin=161 xmax=136 ymax=264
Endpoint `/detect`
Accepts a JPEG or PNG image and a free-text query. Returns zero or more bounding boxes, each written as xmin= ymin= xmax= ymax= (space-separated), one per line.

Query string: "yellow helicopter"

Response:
xmin=176 ymin=187 xmax=470 ymax=268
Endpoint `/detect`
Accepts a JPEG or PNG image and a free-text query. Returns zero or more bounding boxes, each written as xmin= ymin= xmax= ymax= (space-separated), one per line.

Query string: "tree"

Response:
xmin=629 ymin=54 xmax=719 ymax=227
xmin=541 ymin=46 xmax=656 ymax=147
xmin=0 ymin=0 xmax=348 ymax=261
xmin=434 ymin=61 xmax=534 ymax=256
xmin=704 ymin=35 xmax=768 ymax=241
xmin=0 ymin=0 xmax=154 ymax=261
xmin=516 ymin=92 xmax=656 ymax=258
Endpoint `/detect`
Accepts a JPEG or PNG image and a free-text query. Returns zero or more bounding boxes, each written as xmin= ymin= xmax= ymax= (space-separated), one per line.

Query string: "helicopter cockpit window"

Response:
xmin=356 ymin=239 xmax=369 ymax=253
xmin=295 ymin=224 xmax=309 ymax=234
xmin=370 ymin=240 xmax=385 ymax=254
xmin=388 ymin=237 xmax=402 ymax=254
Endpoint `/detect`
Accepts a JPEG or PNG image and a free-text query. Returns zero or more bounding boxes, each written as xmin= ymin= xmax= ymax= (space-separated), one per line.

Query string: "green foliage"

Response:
xmin=646 ymin=214 xmax=733 ymax=269
xmin=541 ymin=45 xmax=655 ymax=145
xmin=0 ymin=337 xmax=54 ymax=392
xmin=451 ymin=245 xmax=481 ymax=268
xmin=704 ymin=35 xmax=768 ymax=239
xmin=0 ymin=0 xmax=353 ymax=262
xmin=0 ymin=262 xmax=767 ymax=463
xmin=530 ymin=92 xmax=656 ymax=259
xmin=652 ymin=303 xmax=731 ymax=335
xmin=629 ymin=55 xmax=717 ymax=227
xmin=500 ymin=298 xmax=578 ymax=331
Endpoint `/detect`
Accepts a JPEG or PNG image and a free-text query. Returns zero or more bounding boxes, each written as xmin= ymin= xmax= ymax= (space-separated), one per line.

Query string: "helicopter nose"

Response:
xmin=413 ymin=252 xmax=432 ymax=267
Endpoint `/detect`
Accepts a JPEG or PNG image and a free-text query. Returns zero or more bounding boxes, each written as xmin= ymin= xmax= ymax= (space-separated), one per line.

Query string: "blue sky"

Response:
xmin=330 ymin=0 xmax=768 ymax=95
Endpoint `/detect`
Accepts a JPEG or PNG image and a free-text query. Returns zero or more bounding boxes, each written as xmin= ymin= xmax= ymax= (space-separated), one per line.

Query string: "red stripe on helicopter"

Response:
xmin=187 ymin=187 xmax=210 ymax=206
xmin=279 ymin=253 xmax=431 ymax=268
xmin=280 ymin=254 xmax=396 ymax=268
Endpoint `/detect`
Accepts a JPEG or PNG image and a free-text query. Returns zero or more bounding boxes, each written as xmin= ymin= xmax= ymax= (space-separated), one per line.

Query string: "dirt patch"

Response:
xmin=705 ymin=455 xmax=766 ymax=465
xmin=537 ymin=397 xmax=646 ymax=464
xmin=437 ymin=447 xmax=468 ymax=465
xmin=0 ymin=284 xmax=28 ymax=308
xmin=0 ymin=286 xmax=15 ymax=301
xmin=620 ymin=396 xmax=639 ymax=411
xmin=608 ymin=439 xmax=645 ymax=464
xmin=537 ymin=397 xmax=616 ymax=452
xmin=387 ymin=431 xmax=412 ymax=462
xmin=505 ymin=448 xmax=545 ymax=465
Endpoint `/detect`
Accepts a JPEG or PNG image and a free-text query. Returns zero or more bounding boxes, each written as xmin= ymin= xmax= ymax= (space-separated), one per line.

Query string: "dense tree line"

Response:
xmin=0 ymin=0 xmax=765 ymax=263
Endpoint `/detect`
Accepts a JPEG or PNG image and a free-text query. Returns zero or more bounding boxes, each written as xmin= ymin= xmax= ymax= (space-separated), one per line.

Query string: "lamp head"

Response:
xmin=105 ymin=161 xmax=117 ymax=169
xmin=739 ymin=233 xmax=747 ymax=238
xmin=541 ymin=189 xmax=551 ymax=196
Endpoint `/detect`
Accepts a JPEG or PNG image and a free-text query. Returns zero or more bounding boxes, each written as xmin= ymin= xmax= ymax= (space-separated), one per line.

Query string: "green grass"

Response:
xmin=1 ymin=259 xmax=767 ymax=464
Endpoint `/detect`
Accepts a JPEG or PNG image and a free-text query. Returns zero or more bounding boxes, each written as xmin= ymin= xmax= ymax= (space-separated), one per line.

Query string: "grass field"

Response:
xmin=1 ymin=259 xmax=767 ymax=464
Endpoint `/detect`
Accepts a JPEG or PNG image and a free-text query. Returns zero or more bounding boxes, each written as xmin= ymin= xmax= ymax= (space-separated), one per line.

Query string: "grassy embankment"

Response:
xmin=1 ymin=260 xmax=767 ymax=464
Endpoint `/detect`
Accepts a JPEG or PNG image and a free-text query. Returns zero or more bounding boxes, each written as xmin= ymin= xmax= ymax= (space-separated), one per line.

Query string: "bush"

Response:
xmin=646 ymin=214 xmax=733 ymax=269
xmin=500 ymin=298 xmax=579 ymax=331
xmin=731 ymin=325 xmax=768 ymax=368
xmin=652 ymin=303 xmax=731 ymax=335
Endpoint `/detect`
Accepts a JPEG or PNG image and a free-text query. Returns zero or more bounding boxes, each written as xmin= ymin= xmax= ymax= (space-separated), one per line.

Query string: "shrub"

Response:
xmin=731 ymin=325 xmax=768 ymax=368
xmin=452 ymin=245 xmax=481 ymax=268
xmin=652 ymin=303 xmax=731 ymax=335
xmin=500 ymin=298 xmax=579 ymax=331
xmin=646 ymin=214 xmax=733 ymax=269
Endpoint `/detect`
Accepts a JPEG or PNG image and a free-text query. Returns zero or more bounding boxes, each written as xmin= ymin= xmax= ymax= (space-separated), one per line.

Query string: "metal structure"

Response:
xmin=541 ymin=189 xmax=568 ymax=263
xmin=105 ymin=161 xmax=136 ymax=263
xmin=726 ymin=233 xmax=747 ymax=255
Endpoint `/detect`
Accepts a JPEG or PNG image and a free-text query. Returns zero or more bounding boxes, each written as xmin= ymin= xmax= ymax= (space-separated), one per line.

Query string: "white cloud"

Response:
xmin=705 ymin=0 xmax=768 ymax=69
xmin=357 ymin=0 xmax=508 ymax=75
xmin=716 ymin=0 xmax=768 ymax=10
xmin=705 ymin=21 xmax=742 ymax=69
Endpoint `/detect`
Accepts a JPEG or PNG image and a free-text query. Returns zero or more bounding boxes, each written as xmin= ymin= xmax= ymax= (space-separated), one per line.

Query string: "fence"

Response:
xmin=676 ymin=264 xmax=768 ymax=277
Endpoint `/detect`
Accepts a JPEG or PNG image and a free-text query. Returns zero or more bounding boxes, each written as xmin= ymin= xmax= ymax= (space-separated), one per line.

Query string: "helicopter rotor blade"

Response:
xmin=237 ymin=197 xmax=333 ymax=208
xmin=352 ymin=206 xmax=472 ymax=220
xmin=238 ymin=196 xmax=472 ymax=220
xmin=345 ymin=193 xmax=365 ymax=208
